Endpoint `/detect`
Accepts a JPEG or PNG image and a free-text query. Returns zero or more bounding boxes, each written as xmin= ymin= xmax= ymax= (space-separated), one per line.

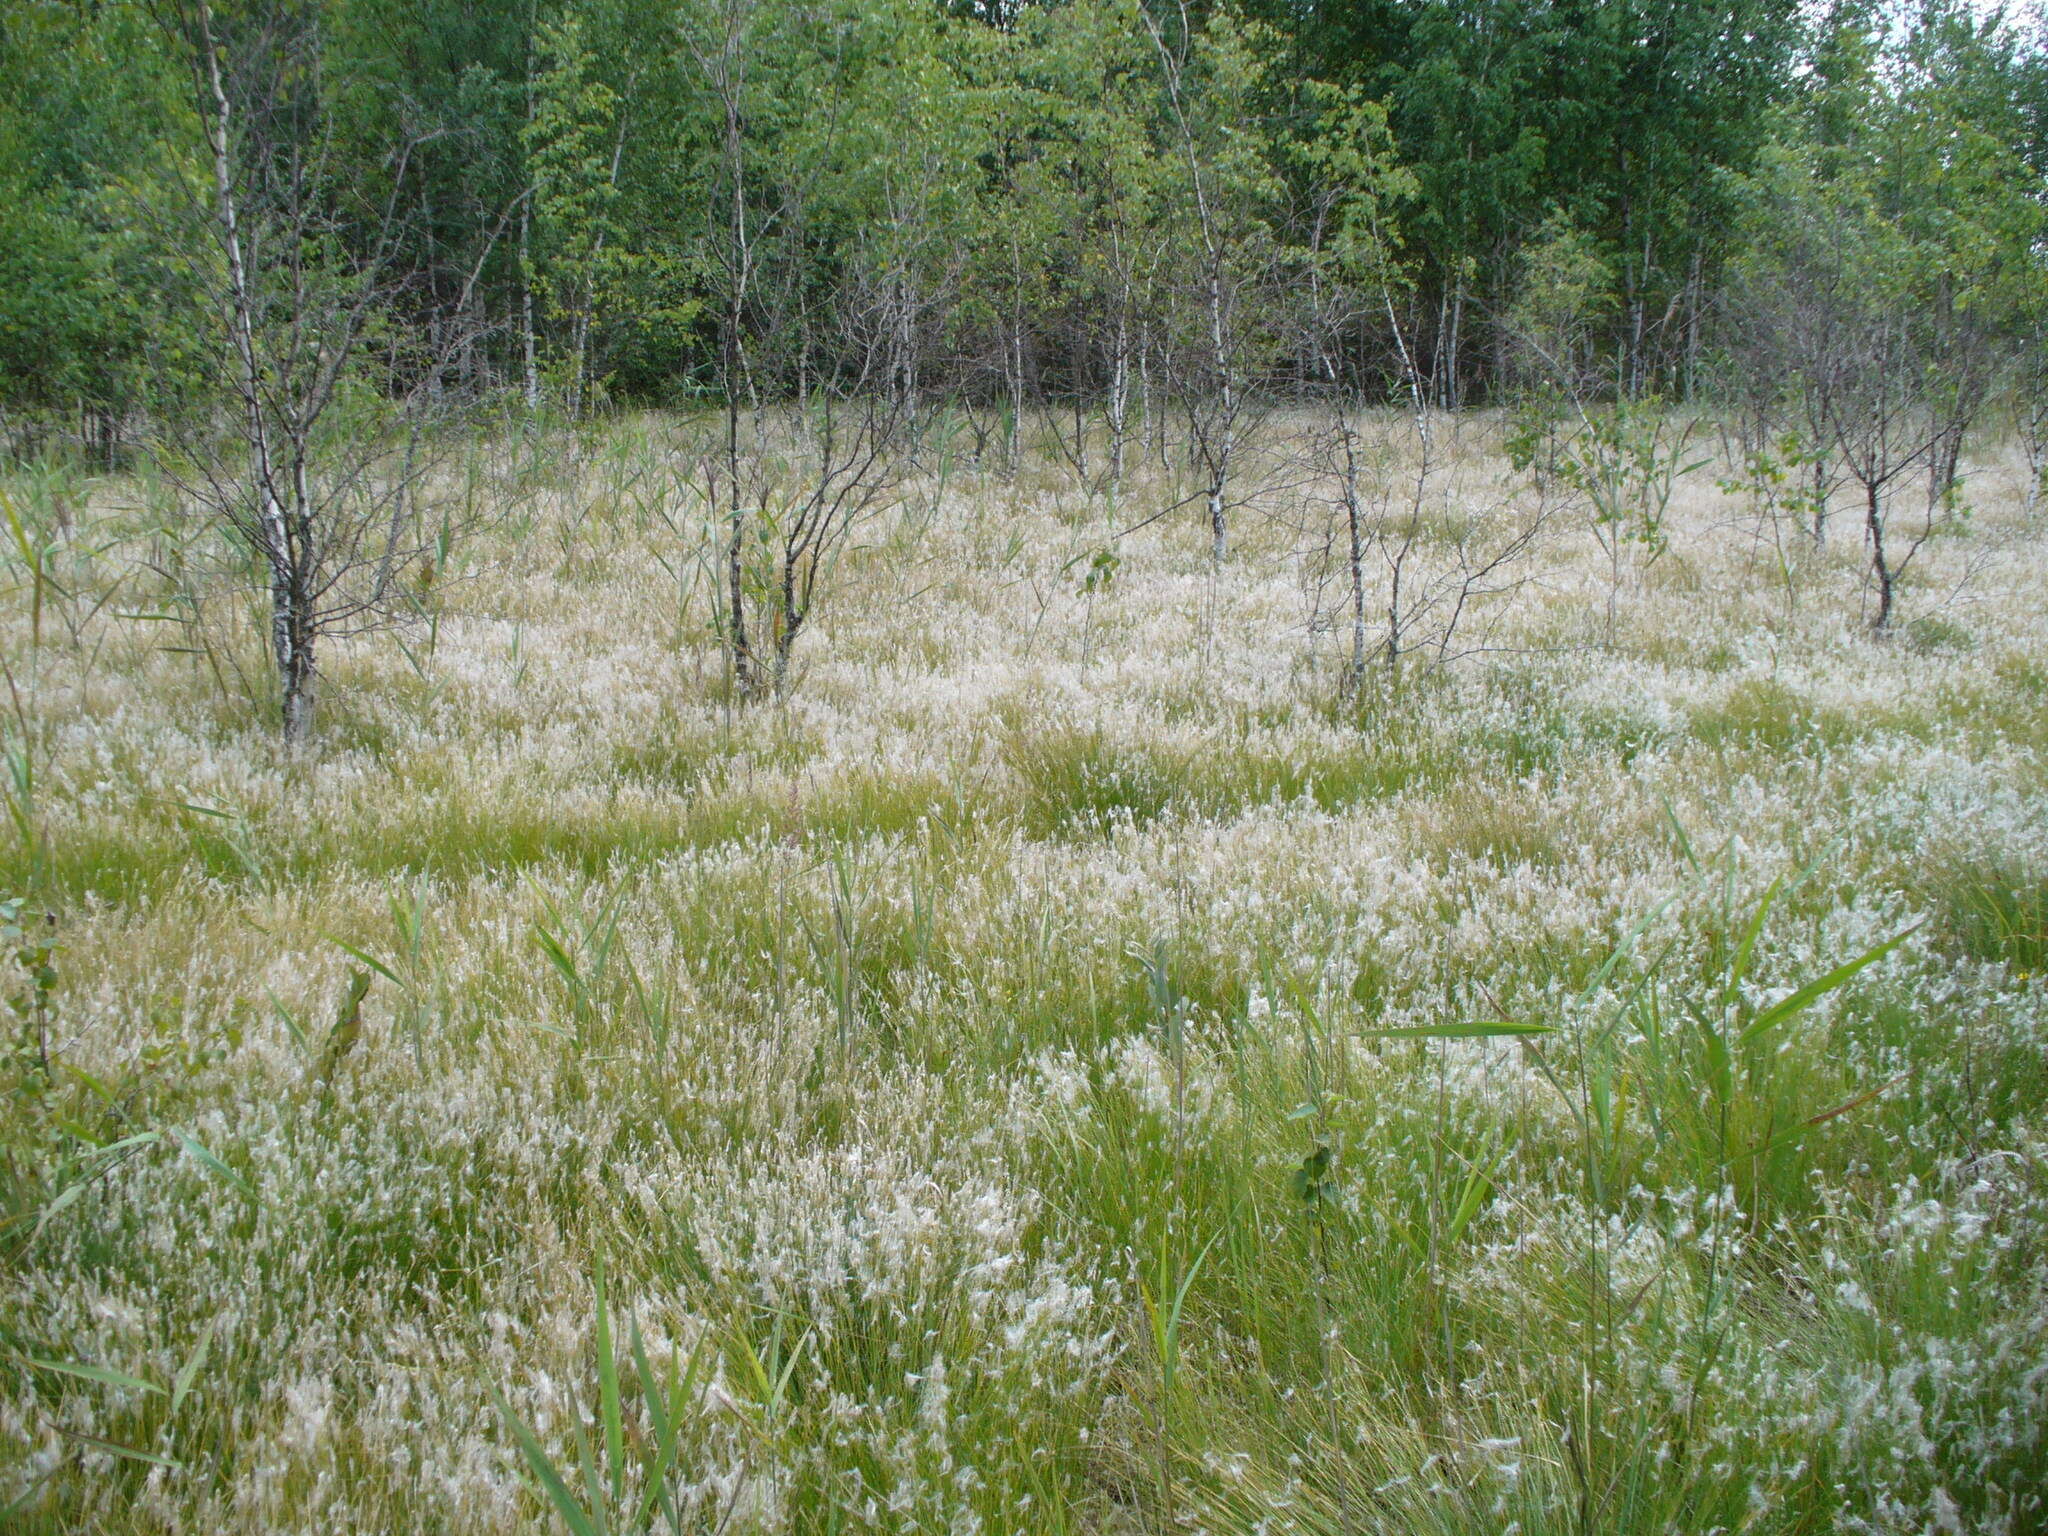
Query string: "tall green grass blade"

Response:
xmin=1142 ymin=1224 xmax=1224 ymax=1400
xmin=9 ymin=1353 xmax=161 ymax=1395
xmin=169 ymin=1127 xmax=254 ymax=1200
xmin=629 ymin=1315 xmax=668 ymax=1447
xmin=267 ymin=988 xmax=309 ymax=1052
xmin=627 ymin=1319 xmax=707 ymax=1531
xmin=58 ymin=1428 xmax=179 ymax=1469
xmin=534 ymin=925 xmax=586 ymax=1000
xmin=28 ymin=1180 xmax=92 ymax=1248
xmin=594 ymin=1256 xmax=623 ymax=1508
xmin=1578 ymin=881 xmax=1696 ymax=1006
xmin=318 ymin=970 xmax=372 ymax=1085
xmin=1444 ymin=1142 xmax=1511 ymax=1249
xmin=321 ymin=935 xmax=403 ymax=988
xmin=1739 ymin=924 xmax=1919 ymax=1046
xmin=1752 ymin=1073 xmax=1912 ymax=1157
xmin=170 ymin=1317 xmax=218 ymax=1418
xmin=572 ymin=1412 xmax=606 ymax=1536
xmin=1725 ymin=874 xmax=1782 ymax=1013
xmin=497 ymin=1389 xmax=601 ymax=1536
xmin=1360 ymin=1021 xmax=1556 ymax=1039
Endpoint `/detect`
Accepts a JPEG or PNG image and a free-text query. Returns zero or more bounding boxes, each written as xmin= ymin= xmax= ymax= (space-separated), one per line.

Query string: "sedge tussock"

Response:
xmin=1 ymin=420 xmax=2044 ymax=1533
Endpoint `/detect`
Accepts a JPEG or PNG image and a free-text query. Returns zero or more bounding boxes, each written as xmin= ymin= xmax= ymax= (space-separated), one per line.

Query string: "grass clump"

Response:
xmin=2 ymin=422 xmax=2045 ymax=1534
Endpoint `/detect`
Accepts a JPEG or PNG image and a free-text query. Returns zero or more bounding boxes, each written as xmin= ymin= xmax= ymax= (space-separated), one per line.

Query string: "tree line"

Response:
xmin=5 ymin=0 xmax=2045 ymax=436
xmin=2 ymin=0 xmax=2045 ymax=742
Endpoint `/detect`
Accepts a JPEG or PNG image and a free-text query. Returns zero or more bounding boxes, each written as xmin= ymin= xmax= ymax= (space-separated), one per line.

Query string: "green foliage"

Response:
xmin=3 ymin=407 xmax=2047 ymax=1530
xmin=1507 ymin=212 xmax=1616 ymax=394
xmin=0 ymin=0 xmax=2041 ymax=427
xmin=1537 ymin=400 xmax=1703 ymax=559
xmin=1291 ymin=79 xmax=1415 ymax=297
xmin=0 ymin=894 xmax=73 ymax=1264
xmin=2 ymin=895 xmax=57 ymax=1104
xmin=0 ymin=2 xmax=202 ymax=435
xmin=1721 ymin=430 xmax=1830 ymax=539
xmin=1918 ymin=854 xmax=2048 ymax=978
xmin=499 ymin=1257 xmax=713 ymax=1536
xmin=525 ymin=11 xmax=629 ymax=413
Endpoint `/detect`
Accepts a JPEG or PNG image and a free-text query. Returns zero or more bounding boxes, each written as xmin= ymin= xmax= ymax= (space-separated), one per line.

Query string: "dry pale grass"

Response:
xmin=1 ymin=411 xmax=2044 ymax=1533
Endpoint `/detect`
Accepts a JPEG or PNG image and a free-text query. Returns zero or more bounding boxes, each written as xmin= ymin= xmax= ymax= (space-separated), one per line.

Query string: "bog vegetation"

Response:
xmin=2 ymin=0 xmax=2047 ymax=1533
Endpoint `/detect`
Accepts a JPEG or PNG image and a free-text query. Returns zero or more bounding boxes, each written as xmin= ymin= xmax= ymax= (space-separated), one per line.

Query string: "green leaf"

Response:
xmin=498 ymin=1390 xmax=601 ymax=1536
xmin=628 ymin=1315 xmax=667 ymax=1446
xmin=1753 ymin=1073 xmax=1912 ymax=1157
xmin=317 ymin=970 xmax=372 ymax=1085
xmin=170 ymin=1316 xmax=218 ymax=1418
xmin=92 ymin=1128 xmax=168 ymax=1166
xmin=1578 ymin=881 xmax=1695 ymax=1005
xmin=571 ymin=1411 xmax=605 ymax=1536
xmin=1726 ymin=874 xmax=1783 ymax=1010
xmin=9 ymin=1353 xmax=162 ymax=1396
xmin=1359 ymin=1021 xmax=1556 ymax=1039
xmin=268 ymin=988 xmax=309 ymax=1052
xmin=593 ymin=1256 xmax=623 ymax=1508
xmin=1739 ymin=924 xmax=1920 ymax=1046
xmin=320 ymin=934 xmax=403 ymax=988
xmin=1292 ymin=1141 xmax=1335 ymax=1205
xmin=28 ymin=1179 xmax=91 ymax=1246
xmin=61 ymin=1062 xmax=122 ymax=1105
xmin=169 ymin=1127 xmax=255 ymax=1200
xmin=57 ymin=1428 xmax=180 ymax=1469
xmin=30 ymin=1131 xmax=161 ymax=1244
xmin=533 ymin=925 xmax=585 ymax=995
xmin=1703 ymin=1021 xmax=1733 ymax=1106
xmin=1 ymin=1466 xmax=55 ymax=1518
xmin=1657 ymin=792 xmax=1699 ymax=873
xmin=1145 ymin=1224 xmax=1225 ymax=1397
xmin=628 ymin=1324 xmax=707 ymax=1531
xmin=1445 ymin=1142 xmax=1510 ymax=1248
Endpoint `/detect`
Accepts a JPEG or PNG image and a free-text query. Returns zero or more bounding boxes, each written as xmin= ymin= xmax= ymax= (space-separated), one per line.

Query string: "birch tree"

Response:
xmin=161 ymin=0 xmax=477 ymax=746
xmin=678 ymin=0 xmax=930 ymax=696
xmin=1143 ymin=0 xmax=1286 ymax=564
xmin=1294 ymin=85 xmax=1414 ymax=690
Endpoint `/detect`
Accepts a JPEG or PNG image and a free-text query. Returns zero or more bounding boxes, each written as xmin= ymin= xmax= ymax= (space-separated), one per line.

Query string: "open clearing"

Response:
xmin=2 ymin=417 xmax=2045 ymax=1533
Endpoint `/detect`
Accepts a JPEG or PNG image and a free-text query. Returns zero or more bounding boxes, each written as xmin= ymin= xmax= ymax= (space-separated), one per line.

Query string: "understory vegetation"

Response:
xmin=5 ymin=0 xmax=2048 ymax=1529
xmin=1 ymin=411 xmax=2044 ymax=1533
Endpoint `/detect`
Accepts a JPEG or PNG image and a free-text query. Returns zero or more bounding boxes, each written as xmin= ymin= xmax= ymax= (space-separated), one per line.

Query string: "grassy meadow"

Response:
xmin=1 ymin=412 xmax=2045 ymax=1534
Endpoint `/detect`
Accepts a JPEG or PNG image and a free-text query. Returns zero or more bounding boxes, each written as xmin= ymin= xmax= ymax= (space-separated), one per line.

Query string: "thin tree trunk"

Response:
xmin=1867 ymin=479 xmax=1894 ymax=633
xmin=1340 ymin=421 xmax=1367 ymax=691
xmin=774 ymin=559 xmax=799 ymax=693
xmin=1683 ymin=249 xmax=1703 ymax=401
xmin=568 ymin=310 xmax=587 ymax=418
xmin=1928 ymin=423 xmax=1963 ymax=514
xmin=1142 ymin=328 xmax=1160 ymax=464
xmin=1445 ymin=271 xmax=1465 ymax=414
xmin=725 ymin=414 xmax=751 ymax=695
xmin=520 ymin=199 xmax=540 ymax=409
xmin=279 ymin=569 xmax=316 ymax=744
xmin=1205 ymin=259 xmax=1231 ymax=564
xmin=721 ymin=66 xmax=754 ymax=696
xmin=199 ymin=0 xmax=311 ymax=746
xmin=1007 ymin=246 xmax=1025 ymax=479
xmin=1108 ymin=305 xmax=1130 ymax=496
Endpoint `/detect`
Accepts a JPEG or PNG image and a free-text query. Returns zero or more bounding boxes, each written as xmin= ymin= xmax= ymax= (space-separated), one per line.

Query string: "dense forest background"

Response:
xmin=4 ymin=0 xmax=2047 ymax=455
xmin=8 ymin=9 xmax=2048 ymax=1529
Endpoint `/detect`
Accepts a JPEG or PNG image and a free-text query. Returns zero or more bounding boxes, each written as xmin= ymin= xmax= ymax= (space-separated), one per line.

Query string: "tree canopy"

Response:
xmin=0 ymin=0 xmax=2043 ymax=444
